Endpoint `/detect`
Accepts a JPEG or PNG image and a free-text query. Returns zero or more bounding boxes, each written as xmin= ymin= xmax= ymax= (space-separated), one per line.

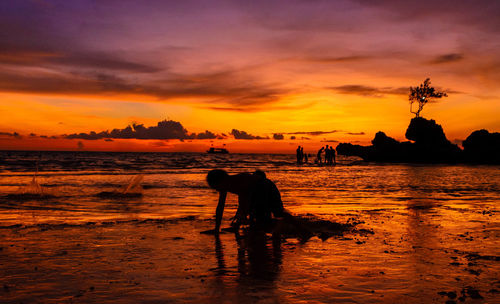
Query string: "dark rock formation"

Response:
xmin=336 ymin=142 xmax=372 ymax=160
xmin=405 ymin=117 xmax=448 ymax=145
xmin=337 ymin=132 xmax=411 ymax=162
xmin=463 ymin=129 xmax=500 ymax=164
xmin=337 ymin=117 xmax=498 ymax=164
xmin=370 ymin=132 xmax=407 ymax=161
xmin=404 ymin=117 xmax=462 ymax=162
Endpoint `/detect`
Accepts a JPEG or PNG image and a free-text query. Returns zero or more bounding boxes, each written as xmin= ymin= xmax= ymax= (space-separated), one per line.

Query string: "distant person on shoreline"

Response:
xmin=325 ymin=145 xmax=330 ymax=164
xmin=296 ymin=146 xmax=303 ymax=164
xmin=317 ymin=147 xmax=324 ymax=165
xmin=330 ymin=146 xmax=336 ymax=165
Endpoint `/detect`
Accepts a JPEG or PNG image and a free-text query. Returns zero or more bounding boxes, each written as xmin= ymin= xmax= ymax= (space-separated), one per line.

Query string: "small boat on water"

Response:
xmin=207 ymin=147 xmax=229 ymax=154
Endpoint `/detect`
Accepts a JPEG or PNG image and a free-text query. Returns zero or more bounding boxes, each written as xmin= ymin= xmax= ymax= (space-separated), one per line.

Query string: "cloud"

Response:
xmin=204 ymin=100 xmax=317 ymax=113
xmin=151 ymin=141 xmax=169 ymax=147
xmin=290 ymin=136 xmax=296 ymax=140
xmin=0 ymin=3 xmax=287 ymax=110
xmin=0 ymin=131 xmax=22 ymax=139
xmin=277 ymin=129 xmax=366 ymax=137
xmin=77 ymin=141 xmax=84 ymax=150
xmin=0 ymin=48 xmax=161 ymax=73
xmin=273 ymin=133 xmax=284 ymax=140
xmin=35 ymin=135 xmax=59 ymax=139
xmin=65 ymin=119 xmax=219 ymax=140
xmin=1 ymin=0 xmax=498 ymax=116
xmin=353 ymin=0 xmax=500 ymax=32
xmin=284 ymin=130 xmax=340 ymax=136
xmin=195 ymin=130 xmax=218 ymax=139
xmin=320 ymin=139 xmax=339 ymax=143
xmin=303 ymin=55 xmax=370 ymax=63
xmin=429 ymin=53 xmax=464 ymax=64
xmin=204 ymin=107 xmax=254 ymax=112
xmin=230 ymin=129 xmax=269 ymax=140
xmin=330 ymin=85 xmax=409 ymax=97
xmin=0 ymin=68 xmax=285 ymax=109
xmin=346 ymin=132 xmax=365 ymax=135
xmin=238 ymin=0 xmax=377 ymax=32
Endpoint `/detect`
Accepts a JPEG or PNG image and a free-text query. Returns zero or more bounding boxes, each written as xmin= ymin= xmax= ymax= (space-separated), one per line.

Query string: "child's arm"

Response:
xmin=214 ymin=191 xmax=227 ymax=233
xmin=232 ymin=195 xmax=251 ymax=227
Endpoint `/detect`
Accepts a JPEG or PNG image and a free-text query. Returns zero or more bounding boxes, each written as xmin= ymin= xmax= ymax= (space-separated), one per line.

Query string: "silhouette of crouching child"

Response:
xmin=204 ymin=169 xmax=311 ymax=240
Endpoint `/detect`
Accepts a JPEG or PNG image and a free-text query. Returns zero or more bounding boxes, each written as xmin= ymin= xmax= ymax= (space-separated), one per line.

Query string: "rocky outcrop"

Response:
xmin=337 ymin=117 xmax=498 ymax=164
xmin=336 ymin=132 xmax=411 ymax=162
xmin=405 ymin=117 xmax=449 ymax=145
xmin=463 ymin=129 xmax=500 ymax=164
xmin=404 ymin=117 xmax=462 ymax=162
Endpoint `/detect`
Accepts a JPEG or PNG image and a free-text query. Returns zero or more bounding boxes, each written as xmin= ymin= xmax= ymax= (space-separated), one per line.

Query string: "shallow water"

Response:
xmin=0 ymin=151 xmax=499 ymax=303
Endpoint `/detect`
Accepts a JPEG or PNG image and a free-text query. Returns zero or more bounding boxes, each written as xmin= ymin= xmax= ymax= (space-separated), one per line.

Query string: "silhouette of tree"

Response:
xmin=408 ymin=78 xmax=447 ymax=117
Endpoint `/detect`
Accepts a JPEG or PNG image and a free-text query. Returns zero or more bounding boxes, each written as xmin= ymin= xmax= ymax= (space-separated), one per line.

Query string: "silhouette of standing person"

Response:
xmin=300 ymin=146 xmax=304 ymax=163
xmin=325 ymin=145 xmax=330 ymax=164
xmin=316 ymin=147 xmax=324 ymax=165
xmin=330 ymin=146 xmax=336 ymax=165
xmin=296 ymin=146 xmax=302 ymax=164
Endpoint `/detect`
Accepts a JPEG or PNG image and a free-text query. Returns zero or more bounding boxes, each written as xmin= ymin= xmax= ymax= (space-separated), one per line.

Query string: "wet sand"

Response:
xmin=1 ymin=153 xmax=499 ymax=303
xmin=1 ymin=204 xmax=498 ymax=303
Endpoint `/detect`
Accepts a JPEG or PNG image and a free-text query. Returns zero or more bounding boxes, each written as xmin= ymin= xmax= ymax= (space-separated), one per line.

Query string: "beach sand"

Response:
xmin=1 ymin=204 xmax=498 ymax=303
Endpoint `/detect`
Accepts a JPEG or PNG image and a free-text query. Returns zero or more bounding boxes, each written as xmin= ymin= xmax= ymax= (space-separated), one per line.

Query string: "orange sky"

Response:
xmin=1 ymin=1 xmax=499 ymax=153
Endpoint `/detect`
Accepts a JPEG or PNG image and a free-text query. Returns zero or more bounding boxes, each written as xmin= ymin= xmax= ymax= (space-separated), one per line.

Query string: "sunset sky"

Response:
xmin=1 ymin=0 xmax=499 ymax=153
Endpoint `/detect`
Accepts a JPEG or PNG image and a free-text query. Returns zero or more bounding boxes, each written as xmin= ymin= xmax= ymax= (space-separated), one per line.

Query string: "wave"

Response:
xmin=0 ymin=215 xmax=200 ymax=230
xmin=0 ymin=151 xmax=361 ymax=174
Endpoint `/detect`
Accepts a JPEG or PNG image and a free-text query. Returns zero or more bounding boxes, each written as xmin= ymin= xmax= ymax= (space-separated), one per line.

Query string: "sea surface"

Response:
xmin=0 ymin=151 xmax=499 ymax=303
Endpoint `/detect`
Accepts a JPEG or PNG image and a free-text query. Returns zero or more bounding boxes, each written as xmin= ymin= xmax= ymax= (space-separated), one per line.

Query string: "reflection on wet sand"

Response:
xmin=212 ymin=231 xmax=283 ymax=303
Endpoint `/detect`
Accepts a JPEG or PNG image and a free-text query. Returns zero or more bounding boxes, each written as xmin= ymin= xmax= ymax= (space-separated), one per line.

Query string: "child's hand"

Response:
xmin=200 ymin=229 xmax=219 ymax=235
xmin=230 ymin=212 xmax=248 ymax=227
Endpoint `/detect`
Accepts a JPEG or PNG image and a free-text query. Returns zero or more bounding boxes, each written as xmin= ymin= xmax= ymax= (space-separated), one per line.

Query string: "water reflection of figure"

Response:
xmin=214 ymin=235 xmax=227 ymax=276
xmin=236 ymin=231 xmax=282 ymax=280
xmin=212 ymin=232 xmax=283 ymax=302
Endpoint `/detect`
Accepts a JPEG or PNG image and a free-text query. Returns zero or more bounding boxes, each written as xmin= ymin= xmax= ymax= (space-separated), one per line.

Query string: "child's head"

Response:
xmin=206 ymin=169 xmax=229 ymax=190
xmin=253 ymin=169 xmax=266 ymax=179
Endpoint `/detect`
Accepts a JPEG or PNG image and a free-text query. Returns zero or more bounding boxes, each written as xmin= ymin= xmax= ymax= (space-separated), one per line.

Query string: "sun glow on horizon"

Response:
xmin=1 ymin=1 xmax=499 ymax=152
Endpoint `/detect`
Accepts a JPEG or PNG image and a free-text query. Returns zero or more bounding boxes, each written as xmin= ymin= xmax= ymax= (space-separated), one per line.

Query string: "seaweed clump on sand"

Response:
xmin=276 ymin=215 xmax=372 ymax=241
xmin=203 ymin=214 xmax=373 ymax=242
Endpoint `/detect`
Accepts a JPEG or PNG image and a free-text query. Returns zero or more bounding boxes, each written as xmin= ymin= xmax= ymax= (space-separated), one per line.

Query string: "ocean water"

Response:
xmin=0 ymin=151 xmax=499 ymax=303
